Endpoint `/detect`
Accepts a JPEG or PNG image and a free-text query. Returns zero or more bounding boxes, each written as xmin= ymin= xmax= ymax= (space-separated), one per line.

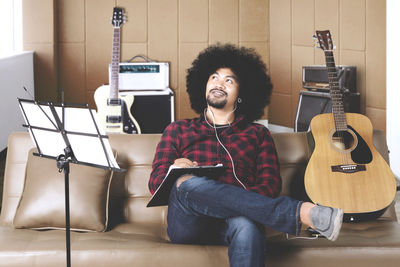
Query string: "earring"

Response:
xmin=237 ymin=97 xmax=242 ymax=103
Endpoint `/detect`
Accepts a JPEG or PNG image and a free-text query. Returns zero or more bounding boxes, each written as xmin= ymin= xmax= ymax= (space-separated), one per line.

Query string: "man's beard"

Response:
xmin=207 ymin=89 xmax=227 ymax=109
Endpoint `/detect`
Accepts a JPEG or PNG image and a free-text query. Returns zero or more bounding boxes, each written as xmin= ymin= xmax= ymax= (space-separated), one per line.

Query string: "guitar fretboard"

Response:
xmin=324 ymin=50 xmax=347 ymax=131
xmin=110 ymin=27 xmax=120 ymax=100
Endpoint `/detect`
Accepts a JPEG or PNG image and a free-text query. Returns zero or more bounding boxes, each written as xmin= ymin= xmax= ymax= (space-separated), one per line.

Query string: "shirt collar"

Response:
xmin=199 ymin=113 xmax=247 ymax=133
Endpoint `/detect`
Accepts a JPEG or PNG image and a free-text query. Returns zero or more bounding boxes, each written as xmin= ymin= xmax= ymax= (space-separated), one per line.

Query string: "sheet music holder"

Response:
xmin=18 ymin=98 xmax=123 ymax=267
xmin=147 ymin=165 xmax=226 ymax=207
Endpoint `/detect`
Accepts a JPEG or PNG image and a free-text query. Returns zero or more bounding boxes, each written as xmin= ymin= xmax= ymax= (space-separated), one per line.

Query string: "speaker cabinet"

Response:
xmin=294 ymin=90 xmax=360 ymax=132
xmin=302 ymin=65 xmax=357 ymax=93
xmin=122 ymin=89 xmax=175 ymax=134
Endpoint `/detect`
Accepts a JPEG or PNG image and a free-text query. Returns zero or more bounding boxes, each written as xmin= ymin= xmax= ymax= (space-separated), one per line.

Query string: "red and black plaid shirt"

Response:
xmin=149 ymin=115 xmax=282 ymax=198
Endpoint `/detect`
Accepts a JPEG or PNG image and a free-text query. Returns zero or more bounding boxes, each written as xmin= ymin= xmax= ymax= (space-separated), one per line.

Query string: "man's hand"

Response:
xmin=173 ymin=158 xmax=198 ymax=188
xmin=173 ymin=158 xmax=198 ymax=168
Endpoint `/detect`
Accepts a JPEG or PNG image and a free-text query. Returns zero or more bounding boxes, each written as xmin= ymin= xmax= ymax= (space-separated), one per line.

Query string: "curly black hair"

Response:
xmin=186 ymin=43 xmax=273 ymax=123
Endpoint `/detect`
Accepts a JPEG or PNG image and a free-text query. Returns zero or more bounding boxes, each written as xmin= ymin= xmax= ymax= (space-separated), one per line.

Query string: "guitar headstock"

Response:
xmin=112 ymin=7 xmax=126 ymax=28
xmin=314 ymin=30 xmax=335 ymax=51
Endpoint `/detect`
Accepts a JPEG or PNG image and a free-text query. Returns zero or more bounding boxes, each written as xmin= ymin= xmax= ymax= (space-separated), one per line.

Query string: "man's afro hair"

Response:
xmin=186 ymin=43 xmax=273 ymax=123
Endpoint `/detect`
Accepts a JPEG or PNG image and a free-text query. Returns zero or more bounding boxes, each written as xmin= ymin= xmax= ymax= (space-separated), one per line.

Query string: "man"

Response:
xmin=149 ymin=44 xmax=343 ymax=267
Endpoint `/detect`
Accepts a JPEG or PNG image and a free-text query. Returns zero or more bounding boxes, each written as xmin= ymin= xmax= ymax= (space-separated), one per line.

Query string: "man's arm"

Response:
xmin=247 ymin=128 xmax=282 ymax=198
xmin=148 ymin=123 xmax=181 ymax=194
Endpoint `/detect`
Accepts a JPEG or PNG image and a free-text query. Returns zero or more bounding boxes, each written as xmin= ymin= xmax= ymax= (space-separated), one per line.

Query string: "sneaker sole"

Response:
xmin=327 ymin=209 xmax=344 ymax=241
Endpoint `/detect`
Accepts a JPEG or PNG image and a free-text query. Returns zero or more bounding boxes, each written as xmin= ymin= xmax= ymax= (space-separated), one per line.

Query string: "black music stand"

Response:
xmin=18 ymin=98 xmax=124 ymax=267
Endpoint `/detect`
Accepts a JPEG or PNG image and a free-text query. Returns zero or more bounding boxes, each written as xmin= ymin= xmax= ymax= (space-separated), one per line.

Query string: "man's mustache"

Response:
xmin=210 ymin=88 xmax=227 ymax=96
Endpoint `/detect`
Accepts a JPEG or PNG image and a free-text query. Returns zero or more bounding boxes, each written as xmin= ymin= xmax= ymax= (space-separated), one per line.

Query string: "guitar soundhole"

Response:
xmin=330 ymin=129 xmax=357 ymax=152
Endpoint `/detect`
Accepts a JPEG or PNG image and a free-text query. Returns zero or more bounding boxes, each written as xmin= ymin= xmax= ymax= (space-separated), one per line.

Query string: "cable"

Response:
xmin=285 ymin=233 xmax=319 ymax=240
xmin=205 ymin=107 xmax=247 ymax=190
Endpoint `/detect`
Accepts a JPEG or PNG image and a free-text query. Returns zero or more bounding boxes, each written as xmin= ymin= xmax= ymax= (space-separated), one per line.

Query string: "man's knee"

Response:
xmin=226 ymin=217 xmax=266 ymax=244
xmin=176 ymin=174 xmax=195 ymax=188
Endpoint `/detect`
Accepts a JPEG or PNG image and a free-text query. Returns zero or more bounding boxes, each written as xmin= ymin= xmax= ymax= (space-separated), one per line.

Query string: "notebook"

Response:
xmin=147 ymin=164 xmax=226 ymax=207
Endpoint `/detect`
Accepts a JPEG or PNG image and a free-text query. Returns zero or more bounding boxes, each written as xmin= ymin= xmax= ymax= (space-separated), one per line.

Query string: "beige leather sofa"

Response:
xmin=0 ymin=131 xmax=399 ymax=267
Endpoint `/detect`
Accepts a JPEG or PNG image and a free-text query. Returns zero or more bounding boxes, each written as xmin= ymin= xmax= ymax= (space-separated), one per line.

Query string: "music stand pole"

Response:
xmin=56 ymin=147 xmax=73 ymax=267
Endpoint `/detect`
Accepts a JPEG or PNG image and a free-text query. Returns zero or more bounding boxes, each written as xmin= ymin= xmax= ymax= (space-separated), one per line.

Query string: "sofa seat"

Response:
xmin=1 ymin=220 xmax=400 ymax=267
xmin=0 ymin=225 xmax=229 ymax=267
xmin=0 ymin=131 xmax=399 ymax=267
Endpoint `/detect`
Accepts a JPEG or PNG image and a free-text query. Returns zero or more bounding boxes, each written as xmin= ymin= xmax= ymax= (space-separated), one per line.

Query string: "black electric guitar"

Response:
xmin=94 ymin=7 xmax=141 ymax=134
xmin=304 ymin=30 xmax=396 ymax=220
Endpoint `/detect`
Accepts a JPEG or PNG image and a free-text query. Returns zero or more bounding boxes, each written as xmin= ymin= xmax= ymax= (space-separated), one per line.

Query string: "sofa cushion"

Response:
xmin=13 ymin=148 xmax=115 ymax=232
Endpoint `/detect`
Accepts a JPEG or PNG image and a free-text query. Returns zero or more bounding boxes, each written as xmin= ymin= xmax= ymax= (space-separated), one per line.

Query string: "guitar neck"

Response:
xmin=110 ymin=27 xmax=120 ymax=100
xmin=324 ymin=50 xmax=347 ymax=131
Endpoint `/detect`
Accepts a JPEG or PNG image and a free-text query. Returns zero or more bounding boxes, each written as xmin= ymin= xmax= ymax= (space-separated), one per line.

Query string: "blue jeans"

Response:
xmin=167 ymin=176 xmax=302 ymax=267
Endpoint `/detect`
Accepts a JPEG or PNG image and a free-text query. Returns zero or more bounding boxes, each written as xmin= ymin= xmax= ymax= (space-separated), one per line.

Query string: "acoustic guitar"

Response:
xmin=304 ymin=30 xmax=396 ymax=221
xmin=94 ymin=7 xmax=141 ymax=134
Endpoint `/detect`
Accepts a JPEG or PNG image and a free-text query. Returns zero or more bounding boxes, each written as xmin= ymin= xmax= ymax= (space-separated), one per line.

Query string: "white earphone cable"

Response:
xmin=205 ymin=107 xmax=247 ymax=190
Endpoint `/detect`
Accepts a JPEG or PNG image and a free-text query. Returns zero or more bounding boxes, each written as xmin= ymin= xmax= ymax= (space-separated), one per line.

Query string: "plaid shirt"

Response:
xmin=149 ymin=115 xmax=282 ymax=198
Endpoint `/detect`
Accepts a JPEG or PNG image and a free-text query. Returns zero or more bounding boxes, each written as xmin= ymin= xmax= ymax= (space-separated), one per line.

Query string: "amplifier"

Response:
xmin=302 ymin=65 xmax=357 ymax=93
xmin=120 ymin=89 xmax=175 ymax=134
xmin=109 ymin=62 xmax=169 ymax=90
xmin=294 ymin=90 xmax=360 ymax=132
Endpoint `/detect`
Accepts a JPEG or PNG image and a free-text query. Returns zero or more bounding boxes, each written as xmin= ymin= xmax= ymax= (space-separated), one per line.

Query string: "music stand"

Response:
xmin=18 ymin=98 xmax=124 ymax=267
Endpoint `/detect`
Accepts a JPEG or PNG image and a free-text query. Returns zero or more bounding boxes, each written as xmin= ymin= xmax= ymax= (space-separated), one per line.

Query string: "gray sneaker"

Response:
xmin=310 ymin=205 xmax=344 ymax=241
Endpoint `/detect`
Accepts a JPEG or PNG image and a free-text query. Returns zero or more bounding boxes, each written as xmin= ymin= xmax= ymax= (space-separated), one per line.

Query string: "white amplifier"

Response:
xmin=109 ymin=62 xmax=169 ymax=90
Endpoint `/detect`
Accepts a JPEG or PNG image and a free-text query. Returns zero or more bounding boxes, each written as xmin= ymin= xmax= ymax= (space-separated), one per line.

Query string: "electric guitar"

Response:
xmin=94 ymin=7 xmax=141 ymax=134
xmin=304 ymin=30 xmax=396 ymax=220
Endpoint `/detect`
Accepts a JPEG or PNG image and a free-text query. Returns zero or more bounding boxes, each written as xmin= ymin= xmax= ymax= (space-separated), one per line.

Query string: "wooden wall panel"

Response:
xmin=118 ymin=0 xmax=148 ymax=43
xmin=315 ymin=0 xmax=339 ymax=63
xmin=269 ymin=0 xmax=386 ymax=130
xmin=292 ymin=0 xmax=314 ymax=46
xmin=179 ymin=0 xmax=208 ymax=43
xmin=315 ymin=0 xmax=339 ymax=36
xmin=239 ymin=0 xmax=269 ymax=42
xmin=269 ymin=93 xmax=292 ymax=127
xmin=148 ymin=0 xmax=178 ymax=89
xmin=85 ymin=0 xmax=114 ymax=94
xmin=58 ymin=0 xmax=85 ymax=43
xmin=366 ymin=0 xmax=386 ymax=110
xmin=23 ymin=0 xmax=55 ymax=44
xmin=269 ymin=0 xmax=291 ymax=95
xmin=23 ymin=0 xmax=386 ymax=129
xmin=340 ymin=0 xmax=366 ymax=51
xmin=340 ymin=50 xmax=366 ymax=113
xmin=59 ymin=44 xmax=86 ymax=103
xmin=291 ymin=46 xmax=314 ymax=118
xmin=22 ymin=0 xmax=57 ymax=102
xmin=209 ymin=0 xmax=239 ymax=44
xmin=178 ymin=43 xmax=208 ymax=119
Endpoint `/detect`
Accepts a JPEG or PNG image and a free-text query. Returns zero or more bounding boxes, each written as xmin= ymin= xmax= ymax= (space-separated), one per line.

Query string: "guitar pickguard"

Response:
xmin=348 ymin=125 xmax=373 ymax=164
xmin=94 ymin=85 xmax=141 ymax=134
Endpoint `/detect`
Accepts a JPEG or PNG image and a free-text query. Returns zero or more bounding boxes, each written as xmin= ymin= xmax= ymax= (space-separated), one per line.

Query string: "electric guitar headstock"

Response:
xmin=314 ymin=30 xmax=335 ymax=51
xmin=112 ymin=7 xmax=126 ymax=28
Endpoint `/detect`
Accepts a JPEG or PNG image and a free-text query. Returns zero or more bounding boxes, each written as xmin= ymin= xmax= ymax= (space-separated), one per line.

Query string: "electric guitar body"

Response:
xmin=304 ymin=30 xmax=396 ymax=221
xmin=94 ymin=7 xmax=141 ymax=134
xmin=94 ymin=84 xmax=140 ymax=134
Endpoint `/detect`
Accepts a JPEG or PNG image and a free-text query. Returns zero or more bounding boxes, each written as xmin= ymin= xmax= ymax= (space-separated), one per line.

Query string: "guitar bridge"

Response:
xmin=106 ymin=115 xmax=122 ymax=123
xmin=331 ymin=164 xmax=366 ymax=173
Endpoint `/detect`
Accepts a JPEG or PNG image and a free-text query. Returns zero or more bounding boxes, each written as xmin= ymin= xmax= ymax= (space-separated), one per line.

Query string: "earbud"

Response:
xmin=237 ymin=97 xmax=242 ymax=103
